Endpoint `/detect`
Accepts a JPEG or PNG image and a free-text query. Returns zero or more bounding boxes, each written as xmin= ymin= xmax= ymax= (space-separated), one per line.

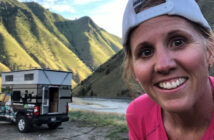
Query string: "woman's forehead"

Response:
xmin=132 ymin=15 xmax=198 ymax=39
xmin=129 ymin=15 xmax=203 ymax=48
xmin=139 ymin=15 xmax=193 ymax=30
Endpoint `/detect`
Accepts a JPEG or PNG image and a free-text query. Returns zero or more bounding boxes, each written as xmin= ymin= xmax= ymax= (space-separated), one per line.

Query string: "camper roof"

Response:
xmin=1 ymin=69 xmax=72 ymax=74
xmin=1 ymin=69 xmax=72 ymax=86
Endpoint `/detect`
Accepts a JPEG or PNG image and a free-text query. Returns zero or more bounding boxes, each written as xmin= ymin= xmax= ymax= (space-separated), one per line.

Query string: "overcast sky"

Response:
xmin=18 ymin=0 xmax=128 ymax=37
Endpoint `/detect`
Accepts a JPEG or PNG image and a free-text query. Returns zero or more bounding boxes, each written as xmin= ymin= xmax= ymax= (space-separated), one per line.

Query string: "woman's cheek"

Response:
xmin=133 ymin=61 xmax=152 ymax=85
xmin=177 ymin=47 xmax=208 ymax=73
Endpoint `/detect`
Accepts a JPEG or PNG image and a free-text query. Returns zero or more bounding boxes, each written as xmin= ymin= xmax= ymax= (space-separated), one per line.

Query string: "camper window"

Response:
xmin=24 ymin=73 xmax=34 ymax=81
xmin=5 ymin=75 xmax=13 ymax=82
xmin=12 ymin=91 xmax=21 ymax=102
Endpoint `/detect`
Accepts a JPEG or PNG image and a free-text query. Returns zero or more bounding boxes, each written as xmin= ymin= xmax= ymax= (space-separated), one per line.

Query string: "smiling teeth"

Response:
xmin=159 ymin=78 xmax=186 ymax=89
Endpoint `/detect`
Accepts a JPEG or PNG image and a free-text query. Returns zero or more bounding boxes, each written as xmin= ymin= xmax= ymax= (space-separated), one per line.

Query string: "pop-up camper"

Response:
xmin=0 ymin=69 xmax=72 ymax=132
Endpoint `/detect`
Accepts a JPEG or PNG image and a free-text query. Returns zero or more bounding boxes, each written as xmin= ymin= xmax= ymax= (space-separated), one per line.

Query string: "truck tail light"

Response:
xmin=34 ymin=106 xmax=40 ymax=116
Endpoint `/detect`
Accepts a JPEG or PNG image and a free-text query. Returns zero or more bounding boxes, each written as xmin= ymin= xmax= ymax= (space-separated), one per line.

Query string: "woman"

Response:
xmin=122 ymin=0 xmax=214 ymax=139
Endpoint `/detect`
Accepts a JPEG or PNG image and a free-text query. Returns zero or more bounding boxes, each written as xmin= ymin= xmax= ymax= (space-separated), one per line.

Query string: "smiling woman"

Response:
xmin=122 ymin=0 xmax=214 ymax=139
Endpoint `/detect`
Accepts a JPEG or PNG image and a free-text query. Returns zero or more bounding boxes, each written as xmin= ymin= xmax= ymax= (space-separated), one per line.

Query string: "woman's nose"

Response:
xmin=154 ymin=50 xmax=176 ymax=75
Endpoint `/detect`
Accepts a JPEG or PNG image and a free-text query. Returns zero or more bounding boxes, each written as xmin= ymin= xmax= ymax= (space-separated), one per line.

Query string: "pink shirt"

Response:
xmin=126 ymin=77 xmax=214 ymax=140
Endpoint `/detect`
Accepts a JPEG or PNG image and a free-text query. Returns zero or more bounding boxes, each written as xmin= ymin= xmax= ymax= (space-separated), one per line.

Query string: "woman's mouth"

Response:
xmin=156 ymin=78 xmax=187 ymax=90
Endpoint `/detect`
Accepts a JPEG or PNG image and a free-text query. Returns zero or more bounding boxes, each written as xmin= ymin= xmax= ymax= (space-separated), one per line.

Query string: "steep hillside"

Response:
xmin=197 ymin=0 xmax=214 ymax=26
xmin=26 ymin=2 xmax=122 ymax=70
xmin=72 ymin=50 xmax=142 ymax=98
xmin=54 ymin=16 xmax=122 ymax=70
xmin=73 ymin=0 xmax=214 ymax=98
xmin=0 ymin=0 xmax=122 ymax=87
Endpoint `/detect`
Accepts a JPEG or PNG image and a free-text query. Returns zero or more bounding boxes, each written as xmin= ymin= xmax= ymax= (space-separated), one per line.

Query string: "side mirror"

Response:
xmin=12 ymin=91 xmax=21 ymax=102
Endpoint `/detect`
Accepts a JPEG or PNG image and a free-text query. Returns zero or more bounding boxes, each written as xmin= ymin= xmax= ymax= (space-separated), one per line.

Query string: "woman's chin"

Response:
xmin=161 ymin=100 xmax=193 ymax=113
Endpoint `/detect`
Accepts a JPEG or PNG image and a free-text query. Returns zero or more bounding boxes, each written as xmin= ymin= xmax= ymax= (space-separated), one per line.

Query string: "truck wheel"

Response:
xmin=17 ymin=116 xmax=32 ymax=133
xmin=47 ymin=122 xmax=61 ymax=129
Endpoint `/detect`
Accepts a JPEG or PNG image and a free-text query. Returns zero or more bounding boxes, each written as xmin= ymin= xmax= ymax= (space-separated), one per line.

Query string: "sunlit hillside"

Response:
xmin=0 ymin=0 xmax=122 ymax=87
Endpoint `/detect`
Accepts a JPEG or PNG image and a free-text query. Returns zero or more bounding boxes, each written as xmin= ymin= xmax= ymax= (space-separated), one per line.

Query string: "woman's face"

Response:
xmin=130 ymin=15 xmax=213 ymax=112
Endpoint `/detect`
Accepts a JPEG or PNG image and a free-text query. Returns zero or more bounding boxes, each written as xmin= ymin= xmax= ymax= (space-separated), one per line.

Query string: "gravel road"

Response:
xmin=0 ymin=120 xmax=128 ymax=140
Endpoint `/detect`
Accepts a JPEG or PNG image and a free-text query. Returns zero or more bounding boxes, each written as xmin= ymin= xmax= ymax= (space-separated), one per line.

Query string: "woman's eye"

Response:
xmin=139 ymin=48 xmax=154 ymax=58
xmin=171 ymin=39 xmax=185 ymax=48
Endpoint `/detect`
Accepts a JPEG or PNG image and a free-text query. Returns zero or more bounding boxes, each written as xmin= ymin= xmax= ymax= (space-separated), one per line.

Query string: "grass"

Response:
xmin=68 ymin=109 xmax=128 ymax=140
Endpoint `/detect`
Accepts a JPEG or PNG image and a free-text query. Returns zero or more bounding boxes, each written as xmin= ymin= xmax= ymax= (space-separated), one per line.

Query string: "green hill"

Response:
xmin=72 ymin=50 xmax=142 ymax=98
xmin=197 ymin=0 xmax=214 ymax=27
xmin=0 ymin=0 xmax=122 ymax=87
xmin=54 ymin=16 xmax=122 ymax=70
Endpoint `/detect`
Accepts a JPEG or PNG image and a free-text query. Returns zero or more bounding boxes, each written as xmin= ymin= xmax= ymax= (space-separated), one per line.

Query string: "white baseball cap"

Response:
xmin=122 ymin=0 xmax=212 ymax=47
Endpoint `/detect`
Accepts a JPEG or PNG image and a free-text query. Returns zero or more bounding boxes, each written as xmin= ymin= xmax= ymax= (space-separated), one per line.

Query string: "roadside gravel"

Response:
xmin=0 ymin=121 xmax=128 ymax=140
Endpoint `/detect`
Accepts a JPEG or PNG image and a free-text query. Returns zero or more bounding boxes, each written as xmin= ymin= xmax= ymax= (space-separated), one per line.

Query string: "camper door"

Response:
xmin=58 ymin=88 xmax=71 ymax=114
xmin=42 ymin=87 xmax=49 ymax=114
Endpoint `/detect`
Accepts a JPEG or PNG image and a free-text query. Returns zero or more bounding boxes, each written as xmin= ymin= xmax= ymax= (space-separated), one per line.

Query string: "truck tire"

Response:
xmin=17 ymin=115 xmax=32 ymax=133
xmin=47 ymin=122 xmax=61 ymax=129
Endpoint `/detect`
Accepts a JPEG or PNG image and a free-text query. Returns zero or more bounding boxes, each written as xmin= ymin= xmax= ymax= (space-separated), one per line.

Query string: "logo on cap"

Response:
xmin=133 ymin=0 xmax=166 ymax=14
xmin=133 ymin=0 xmax=145 ymax=13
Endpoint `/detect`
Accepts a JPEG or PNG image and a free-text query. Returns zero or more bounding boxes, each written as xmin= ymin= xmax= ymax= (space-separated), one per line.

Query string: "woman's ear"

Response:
xmin=207 ymin=52 xmax=214 ymax=69
xmin=207 ymin=38 xmax=214 ymax=68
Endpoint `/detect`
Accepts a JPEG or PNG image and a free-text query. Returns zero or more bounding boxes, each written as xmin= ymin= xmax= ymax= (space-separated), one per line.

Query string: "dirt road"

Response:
xmin=0 ymin=120 xmax=128 ymax=140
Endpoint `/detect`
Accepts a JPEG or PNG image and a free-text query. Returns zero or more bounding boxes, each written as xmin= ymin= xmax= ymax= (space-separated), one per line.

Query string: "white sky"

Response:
xmin=18 ymin=0 xmax=128 ymax=37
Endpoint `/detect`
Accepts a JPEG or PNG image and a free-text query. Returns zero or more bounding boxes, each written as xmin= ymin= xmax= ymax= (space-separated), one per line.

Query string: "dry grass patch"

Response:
xmin=69 ymin=109 xmax=128 ymax=139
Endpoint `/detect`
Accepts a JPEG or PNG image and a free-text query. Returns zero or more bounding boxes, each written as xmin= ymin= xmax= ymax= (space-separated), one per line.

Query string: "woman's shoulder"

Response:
xmin=126 ymin=94 xmax=158 ymax=116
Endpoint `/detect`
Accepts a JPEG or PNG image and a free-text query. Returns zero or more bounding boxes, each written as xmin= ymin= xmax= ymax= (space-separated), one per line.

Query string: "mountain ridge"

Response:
xmin=0 ymin=0 xmax=122 ymax=86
